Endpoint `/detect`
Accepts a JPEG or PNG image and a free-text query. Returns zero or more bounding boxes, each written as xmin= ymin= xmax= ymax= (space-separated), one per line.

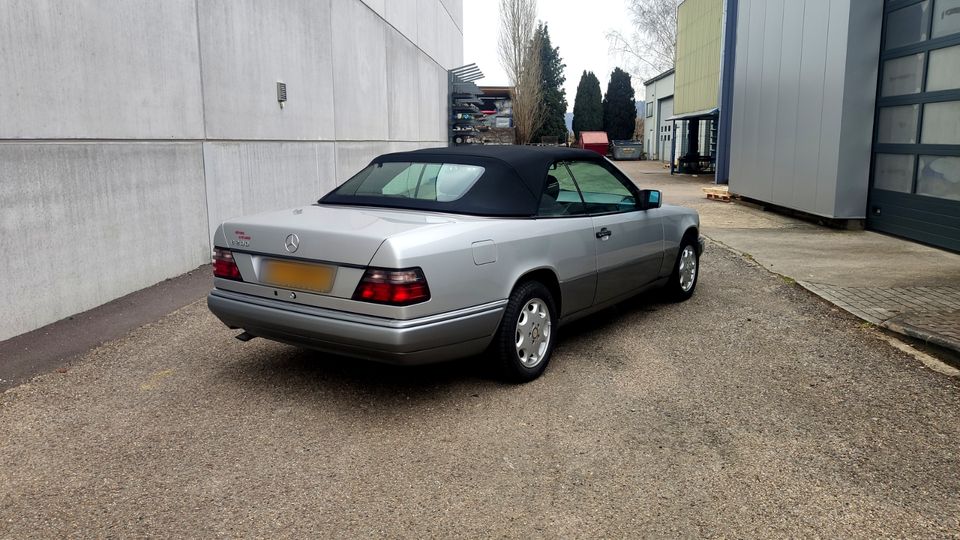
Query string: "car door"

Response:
xmin=535 ymin=162 xmax=597 ymax=318
xmin=565 ymin=160 xmax=664 ymax=305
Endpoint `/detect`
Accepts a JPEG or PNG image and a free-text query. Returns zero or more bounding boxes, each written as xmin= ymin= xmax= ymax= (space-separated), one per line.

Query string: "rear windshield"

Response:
xmin=332 ymin=162 xmax=485 ymax=203
xmin=319 ymin=155 xmax=541 ymax=216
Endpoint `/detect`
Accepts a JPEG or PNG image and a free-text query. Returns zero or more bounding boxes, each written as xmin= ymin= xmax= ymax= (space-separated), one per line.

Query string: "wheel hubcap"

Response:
xmin=515 ymin=298 xmax=552 ymax=368
xmin=679 ymin=245 xmax=697 ymax=292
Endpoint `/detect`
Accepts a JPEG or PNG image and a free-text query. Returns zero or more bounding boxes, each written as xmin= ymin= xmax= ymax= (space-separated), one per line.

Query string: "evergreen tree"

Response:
xmin=602 ymin=67 xmax=637 ymax=140
xmin=572 ymin=71 xmax=602 ymax=141
xmin=530 ymin=23 xmax=567 ymax=144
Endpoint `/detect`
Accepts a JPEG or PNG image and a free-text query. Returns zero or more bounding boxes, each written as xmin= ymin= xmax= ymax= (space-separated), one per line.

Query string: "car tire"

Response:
xmin=666 ymin=236 xmax=700 ymax=302
xmin=492 ymin=281 xmax=557 ymax=383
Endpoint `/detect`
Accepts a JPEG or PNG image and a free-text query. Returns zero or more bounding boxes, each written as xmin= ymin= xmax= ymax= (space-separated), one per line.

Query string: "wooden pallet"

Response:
xmin=702 ymin=186 xmax=731 ymax=202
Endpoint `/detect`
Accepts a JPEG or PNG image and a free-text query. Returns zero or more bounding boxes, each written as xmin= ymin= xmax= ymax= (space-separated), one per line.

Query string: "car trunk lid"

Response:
xmin=219 ymin=204 xmax=459 ymax=265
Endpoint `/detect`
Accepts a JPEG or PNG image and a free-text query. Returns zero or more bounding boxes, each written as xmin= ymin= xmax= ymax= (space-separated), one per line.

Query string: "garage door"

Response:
xmin=868 ymin=0 xmax=960 ymax=252
xmin=658 ymin=97 xmax=674 ymax=163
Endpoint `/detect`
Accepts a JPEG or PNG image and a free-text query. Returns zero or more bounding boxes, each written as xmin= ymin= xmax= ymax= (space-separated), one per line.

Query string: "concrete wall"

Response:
xmin=728 ymin=0 xmax=882 ymax=218
xmin=0 ymin=0 xmax=463 ymax=341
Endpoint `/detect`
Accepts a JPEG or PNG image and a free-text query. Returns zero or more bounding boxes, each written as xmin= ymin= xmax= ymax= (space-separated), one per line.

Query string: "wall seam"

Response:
xmin=813 ymin=2 xmax=832 ymax=214
xmin=193 ymin=0 xmax=213 ymax=254
xmin=329 ymin=0 xmax=339 ymax=182
xmin=790 ymin=0 xmax=807 ymax=206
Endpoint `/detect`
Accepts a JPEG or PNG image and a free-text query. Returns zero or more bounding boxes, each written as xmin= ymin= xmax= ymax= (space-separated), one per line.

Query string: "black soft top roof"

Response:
xmin=321 ymin=146 xmax=607 ymax=217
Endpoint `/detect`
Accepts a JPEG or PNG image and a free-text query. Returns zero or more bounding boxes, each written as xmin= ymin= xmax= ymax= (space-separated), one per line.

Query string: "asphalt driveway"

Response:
xmin=2 ymin=245 xmax=958 ymax=537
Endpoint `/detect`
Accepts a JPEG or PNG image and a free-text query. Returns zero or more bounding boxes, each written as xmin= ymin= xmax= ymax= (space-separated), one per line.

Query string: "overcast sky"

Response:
xmin=463 ymin=0 xmax=638 ymax=112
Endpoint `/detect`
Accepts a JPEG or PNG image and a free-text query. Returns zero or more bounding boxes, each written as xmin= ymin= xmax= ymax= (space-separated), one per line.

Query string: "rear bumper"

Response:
xmin=207 ymin=289 xmax=506 ymax=365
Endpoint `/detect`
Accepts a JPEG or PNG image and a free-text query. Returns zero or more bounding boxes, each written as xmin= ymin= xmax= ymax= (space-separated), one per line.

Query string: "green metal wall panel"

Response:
xmin=674 ymin=0 xmax=722 ymax=115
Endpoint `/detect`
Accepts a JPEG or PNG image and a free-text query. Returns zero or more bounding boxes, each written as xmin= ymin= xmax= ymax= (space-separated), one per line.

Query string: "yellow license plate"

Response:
xmin=260 ymin=259 xmax=336 ymax=294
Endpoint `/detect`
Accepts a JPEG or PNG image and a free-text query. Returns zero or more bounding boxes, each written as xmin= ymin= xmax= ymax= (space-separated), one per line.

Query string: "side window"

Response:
xmin=538 ymin=162 xmax=586 ymax=217
xmin=566 ymin=161 xmax=637 ymax=213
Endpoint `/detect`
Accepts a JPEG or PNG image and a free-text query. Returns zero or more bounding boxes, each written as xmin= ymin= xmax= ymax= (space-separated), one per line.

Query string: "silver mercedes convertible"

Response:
xmin=208 ymin=146 xmax=702 ymax=382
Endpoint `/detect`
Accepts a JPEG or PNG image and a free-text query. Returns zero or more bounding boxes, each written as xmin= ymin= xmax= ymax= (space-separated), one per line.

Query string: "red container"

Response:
xmin=577 ymin=131 xmax=609 ymax=155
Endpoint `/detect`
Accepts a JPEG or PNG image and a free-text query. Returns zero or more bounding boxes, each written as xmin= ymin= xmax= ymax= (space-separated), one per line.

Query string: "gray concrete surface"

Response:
xmin=1 ymin=0 xmax=460 ymax=342
xmin=2 ymin=247 xmax=959 ymax=537
xmin=0 ymin=142 xmax=210 ymax=341
xmin=623 ymin=161 xmax=960 ymax=355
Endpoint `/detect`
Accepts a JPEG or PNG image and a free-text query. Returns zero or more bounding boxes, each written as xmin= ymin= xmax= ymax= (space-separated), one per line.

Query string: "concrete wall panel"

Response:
xmin=335 ymin=142 xmax=383 ymax=184
xmin=0 ymin=0 xmax=203 ymax=139
xmin=387 ymin=28 xmax=422 ymax=141
xmin=203 ymin=142 xmax=335 ymax=242
xmin=360 ymin=0 xmax=385 ymax=17
xmin=439 ymin=0 xmax=463 ymax=33
xmin=332 ymin=0 xmax=389 ymax=140
xmin=418 ymin=53 xmax=443 ymax=142
xmin=386 ymin=0 xmax=419 ymax=40
xmin=417 ymin=0 xmax=441 ymax=66
xmin=0 ymin=143 xmax=208 ymax=340
xmin=198 ymin=0 xmax=335 ymax=140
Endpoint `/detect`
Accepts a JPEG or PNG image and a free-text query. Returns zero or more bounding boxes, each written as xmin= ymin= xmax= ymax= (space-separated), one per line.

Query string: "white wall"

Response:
xmin=644 ymin=71 xmax=675 ymax=160
xmin=0 ymin=0 xmax=463 ymax=341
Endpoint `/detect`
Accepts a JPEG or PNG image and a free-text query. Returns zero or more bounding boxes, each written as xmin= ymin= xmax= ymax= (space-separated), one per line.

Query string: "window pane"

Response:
xmin=932 ymin=0 xmax=960 ymax=38
xmin=927 ymin=45 xmax=960 ymax=91
xmin=921 ymin=101 xmax=960 ymax=144
xmin=881 ymin=53 xmax=924 ymax=96
xmin=538 ymin=163 xmax=585 ymax=216
xmin=885 ymin=1 xmax=930 ymax=49
xmin=917 ymin=155 xmax=960 ymax=201
xmin=345 ymin=162 xmax=483 ymax=202
xmin=566 ymin=161 xmax=637 ymax=212
xmin=877 ymin=105 xmax=919 ymax=143
xmin=873 ymin=153 xmax=915 ymax=192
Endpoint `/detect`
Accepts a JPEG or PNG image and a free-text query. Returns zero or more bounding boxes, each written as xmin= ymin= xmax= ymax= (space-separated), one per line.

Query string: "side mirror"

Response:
xmin=639 ymin=189 xmax=661 ymax=210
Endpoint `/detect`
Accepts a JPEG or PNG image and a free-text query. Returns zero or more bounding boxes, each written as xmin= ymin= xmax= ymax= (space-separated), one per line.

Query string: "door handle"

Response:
xmin=595 ymin=227 xmax=612 ymax=239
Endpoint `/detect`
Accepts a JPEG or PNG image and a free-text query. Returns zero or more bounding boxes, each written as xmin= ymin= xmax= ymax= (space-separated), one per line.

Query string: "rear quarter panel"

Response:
xmin=370 ymin=216 xmax=597 ymax=318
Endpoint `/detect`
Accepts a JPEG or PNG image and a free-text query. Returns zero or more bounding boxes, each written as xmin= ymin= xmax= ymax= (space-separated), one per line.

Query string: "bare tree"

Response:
xmin=498 ymin=0 xmax=544 ymax=145
xmin=607 ymin=0 xmax=679 ymax=80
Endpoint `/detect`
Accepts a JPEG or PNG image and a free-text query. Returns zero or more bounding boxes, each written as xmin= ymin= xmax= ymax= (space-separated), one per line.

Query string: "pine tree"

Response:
xmin=530 ymin=23 xmax=567 ymax=144
xmin=602 ymin=67 xmax=637 ymax=141
xmin=572 ymin=71 xmax=602 ymax=141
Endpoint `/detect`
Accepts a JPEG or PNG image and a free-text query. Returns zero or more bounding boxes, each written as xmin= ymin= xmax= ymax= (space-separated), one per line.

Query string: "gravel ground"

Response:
xmin=1 ymin=245 xmax=958 ymax=538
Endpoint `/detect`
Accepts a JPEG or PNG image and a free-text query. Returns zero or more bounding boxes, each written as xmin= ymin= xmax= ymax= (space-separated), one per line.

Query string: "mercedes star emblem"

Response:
xmin=284 ymin=233 xmax=300 ymax=253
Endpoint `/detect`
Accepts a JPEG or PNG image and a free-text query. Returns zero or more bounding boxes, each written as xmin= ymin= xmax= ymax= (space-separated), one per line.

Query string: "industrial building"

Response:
xmin=659 ymin=0 xmax=958 ymax=252
xmin=0 ymin=0 xmax=463 ymax=341
xmin=727 ymin=0 xmax=959 ymax=252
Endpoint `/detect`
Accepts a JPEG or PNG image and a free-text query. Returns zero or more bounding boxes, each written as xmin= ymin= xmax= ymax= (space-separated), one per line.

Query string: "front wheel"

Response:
xmin=666 ymin=238 xmax=700 ymax=301
xmin=492 ymin=281 xmax=557 ymax=383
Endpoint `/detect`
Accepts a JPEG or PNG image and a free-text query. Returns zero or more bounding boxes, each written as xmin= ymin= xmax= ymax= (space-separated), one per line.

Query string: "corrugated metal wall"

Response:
xmin=728 ymin=0 xmax=883 ymax=218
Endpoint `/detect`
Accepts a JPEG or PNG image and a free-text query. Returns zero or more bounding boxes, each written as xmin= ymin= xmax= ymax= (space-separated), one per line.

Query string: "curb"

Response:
xmin=881 ymin=319 xmax=960 ymax=354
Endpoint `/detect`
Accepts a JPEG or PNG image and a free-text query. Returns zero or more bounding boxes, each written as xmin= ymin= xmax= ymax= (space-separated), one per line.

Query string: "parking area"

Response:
xmin=2 ymin=236 xmax=959 ymax=536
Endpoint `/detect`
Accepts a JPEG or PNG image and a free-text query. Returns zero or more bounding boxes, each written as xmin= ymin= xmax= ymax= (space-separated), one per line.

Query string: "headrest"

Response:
xmin=545 ymin=175 xmax=560 ymax=199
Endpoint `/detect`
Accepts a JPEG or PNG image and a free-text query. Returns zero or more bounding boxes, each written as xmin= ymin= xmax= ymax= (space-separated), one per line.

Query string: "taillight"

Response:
xmin=352 ymin=267 xmax=430 ymax=306
xmin=212 ymin=247 xmax=242 ymax=280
